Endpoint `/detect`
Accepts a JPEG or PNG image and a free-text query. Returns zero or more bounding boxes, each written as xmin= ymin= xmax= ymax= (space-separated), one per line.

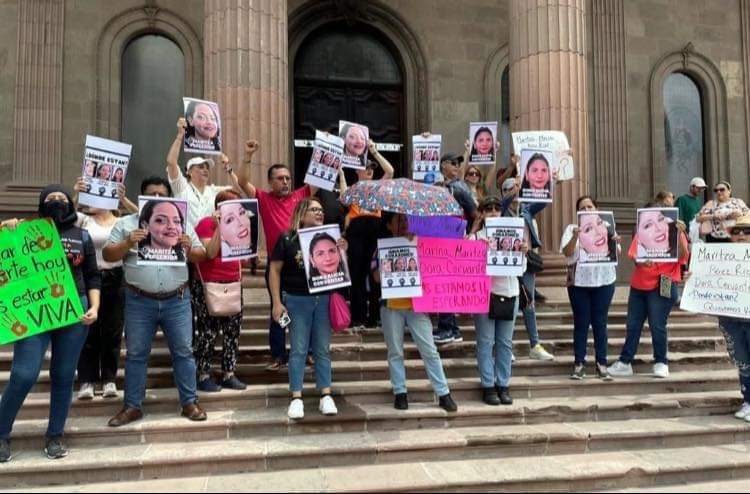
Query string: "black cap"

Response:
xmin=440 ymin=153 xmax=464 ymax=164
xmin=478 ymin=195 xmax=502 ymax=211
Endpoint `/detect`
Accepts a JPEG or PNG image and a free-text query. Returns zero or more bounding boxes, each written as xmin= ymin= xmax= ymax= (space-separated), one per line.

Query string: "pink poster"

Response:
xmin=412 ymin=237 xmax=490 ymax=314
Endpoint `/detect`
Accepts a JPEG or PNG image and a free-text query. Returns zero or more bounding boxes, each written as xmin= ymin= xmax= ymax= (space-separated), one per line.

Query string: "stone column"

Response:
xmin=509 ymin=0 xmax=589 ymax=253
xmin=203 ymin=0 xmax=289 ymax=189
xmin=11 ymin=0 xmax=65 ymax=187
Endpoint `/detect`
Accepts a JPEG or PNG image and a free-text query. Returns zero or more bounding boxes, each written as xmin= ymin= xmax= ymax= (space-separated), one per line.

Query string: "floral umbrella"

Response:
xmin=341 ymin=178 xmax=462 ymax=216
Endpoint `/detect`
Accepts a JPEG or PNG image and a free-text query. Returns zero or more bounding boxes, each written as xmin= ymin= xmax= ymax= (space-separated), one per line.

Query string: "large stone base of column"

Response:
xmin=535 ymin=254 xmax=568 ymax=287
xmin=0 ymin=185 xmax=47 ymax=218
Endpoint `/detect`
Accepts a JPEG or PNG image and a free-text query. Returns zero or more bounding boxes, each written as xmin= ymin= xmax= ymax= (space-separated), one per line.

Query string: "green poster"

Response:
xmin=0 ymin=219 xmax=84 ymax=345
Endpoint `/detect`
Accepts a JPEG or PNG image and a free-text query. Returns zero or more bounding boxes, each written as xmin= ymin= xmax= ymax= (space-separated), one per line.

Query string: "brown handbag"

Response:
xmin=197 ymin=264 xmax=243 ymax=317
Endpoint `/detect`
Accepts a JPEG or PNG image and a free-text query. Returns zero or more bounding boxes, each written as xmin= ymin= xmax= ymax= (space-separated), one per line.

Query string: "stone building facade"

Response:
xmin=1 ymin=0 xmax=748 ymax=274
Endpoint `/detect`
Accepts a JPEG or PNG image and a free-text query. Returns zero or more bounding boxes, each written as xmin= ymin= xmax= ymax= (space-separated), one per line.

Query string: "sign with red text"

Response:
xmin=412 ymin=237 xmax=490 ymax=314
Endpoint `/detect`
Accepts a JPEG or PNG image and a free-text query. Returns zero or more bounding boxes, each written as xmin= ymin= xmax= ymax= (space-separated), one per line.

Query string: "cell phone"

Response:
xmin=279 ymin=312 xmax=292 ymax=328
xmin=659 ymin=274 xmax=672 ymax=299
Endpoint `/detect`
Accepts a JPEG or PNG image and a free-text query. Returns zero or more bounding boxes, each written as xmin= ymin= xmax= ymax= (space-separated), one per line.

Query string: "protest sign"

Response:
xmin=485 ymin=217 xmax=525 ymax=277
xmin=219 ymin=199 xmax=259 ymax=261
xmin=577 ymin=211 xmax=618 ymax=265
xmin=681 ymin=243 xmax=750 ymax=319
xmin=183 ymin=97 xmax=222 ymax=155
xmin=635 ymin=208 xmax=679 ymax=263
xmin=519 ymin=148 xmax=556 ymax=203
xmin=378 ymin=237 xmax=422 ymax=299
xmin=412 ymin=237 xmax=490 ymax=314
xmin=137 ymin=196 xmax=189 ymax=266
xmin=0 ymin=219 xmax=85 ymax=345
xmin=407 ymin=215 xmax=466 ymax=239
xmin=80 ymin=135 xmax=132 ymax=210
xmin=299 ymin=224 xmax=352 ymax=294
xmin=469 ymin=122 xmax=498 ymax=166
xmin=305 ymin=131 xmax=344 ymax=191
xmin=512 ymin=131 xmax=574 ymax=181
xmin=412 ymin=134 xmax=442 ymax=184
xmin=339 ymin=121 xmax=369 ymax=170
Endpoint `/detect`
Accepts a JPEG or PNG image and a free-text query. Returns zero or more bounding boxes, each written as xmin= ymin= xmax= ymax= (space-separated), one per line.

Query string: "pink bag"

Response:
xmin=329 ymin=292 xmax=351 ymax=334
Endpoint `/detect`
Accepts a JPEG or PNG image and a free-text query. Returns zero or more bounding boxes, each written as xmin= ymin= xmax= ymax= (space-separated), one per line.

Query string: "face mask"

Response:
xmin=42 ymin=200 xmax=70 ymax=225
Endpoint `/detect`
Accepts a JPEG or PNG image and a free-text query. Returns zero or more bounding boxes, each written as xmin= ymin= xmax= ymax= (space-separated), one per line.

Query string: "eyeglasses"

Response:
xmin=714 ymin=188 xmax=728 ymax=193
xmin=482 ymin=205 xmax=502 ymax=213
xmin=731 ymin=228 xmax=750 ymax=235
xmin=307 ymin=207 xmax=324 ymax=214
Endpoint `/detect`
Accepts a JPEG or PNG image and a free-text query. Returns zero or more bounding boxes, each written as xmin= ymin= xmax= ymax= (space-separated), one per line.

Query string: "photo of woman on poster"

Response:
xmin=97 ymin=164 xmax=112 ymax=181
xmin=339 ymin=121 xmax=368 ymax=169
xmin=394 ymin=257 xmax=407 ymax=272
xmin=138 ymin=198 xmax=187 ymax=263
xmin=219 ymin=201 xmax=254 ymax=259
xmin=112 ymin=167 xmax=125 ymax=183
xmin=307 ymin=232 xmax=346 ymax=289
xmin=382 ymin=258 xmax=393 ymax=273
xmin=577 ymin=212 xmax=618 ymax=264
xmin=471 ymin=127 xmax=495 ymax=158
xmin=83 ymin=160 xmax=97 ymax=179
xmin=184 ymin=98 xmax=221 ymax=154
xmin=636 ymin=208 xmax=678 ymax=261
xmin=519 ymin=149 xmax=555 ymax=203
xmin=408 ymin=257 xmax=418 ymax=271
xmin=500 ymin=236 xmax=513 ymax=251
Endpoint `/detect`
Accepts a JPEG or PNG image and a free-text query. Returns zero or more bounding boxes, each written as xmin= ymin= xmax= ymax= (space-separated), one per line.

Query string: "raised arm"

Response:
xmin=338 ymin=167 xmax=348 ymax=201
xmin=236 ymin=139 xmax=260 ymax=198
xmin=167 ymin=118 xmax=187 ymax=182
xmin=72 ymin=177 xmax=86 ymax=209
xmin=368 ymin=139 xmax=394 ymax=179
xmin=483 ymin=141 xmax=501 ymax=190
xmin=458 ymin=139 xmax=470 ymax=180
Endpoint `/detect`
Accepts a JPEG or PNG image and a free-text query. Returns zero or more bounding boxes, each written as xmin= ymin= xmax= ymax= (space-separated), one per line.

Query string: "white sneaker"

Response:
xmin=102 ymin=382 xmax=118 ymax=398
xmin=511 ymin=353 xmax=516 ymax=363
xmin=734 ymin=402 xmax=750 ymax=419
xmin=529 ymin=344 xmax=554 ymax=361
xmin=653 ymin=363 xmax=669 ymax=378
xmin=77 ymin=383 xmax=95 ymax=400
xmin=607 ymin=361 xmax=633 ymax=377
xmin=319 ymin=395 xmax=338 ymax=416
xmin=287 ymin=398 xmax=304 ymax=420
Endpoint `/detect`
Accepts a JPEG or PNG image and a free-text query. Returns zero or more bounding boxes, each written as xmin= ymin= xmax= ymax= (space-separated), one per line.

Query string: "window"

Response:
xmin=121 ymin=35 xmax=185 ymax=193
xmin=663 ymin=72 xmax=704 ymax=195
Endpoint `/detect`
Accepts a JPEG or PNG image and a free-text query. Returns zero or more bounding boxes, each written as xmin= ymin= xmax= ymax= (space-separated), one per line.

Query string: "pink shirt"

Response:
xmin=256 ymin=185 xmax=311 ymax=252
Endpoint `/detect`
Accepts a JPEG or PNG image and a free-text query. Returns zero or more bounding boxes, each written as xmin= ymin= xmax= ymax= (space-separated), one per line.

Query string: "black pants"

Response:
xmin=77 ymin=267 xmax=124 ymax=383
xmin=346 ymin=216 xmax=381 ymax=326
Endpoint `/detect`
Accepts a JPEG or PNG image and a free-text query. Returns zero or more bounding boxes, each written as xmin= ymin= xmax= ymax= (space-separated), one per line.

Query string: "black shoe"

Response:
xmin=221 ymin=375 xmax=247 ymax=390
xmin=438 ymin=393 xmax=458 ymax=412
xmin=0 ymin=439 xmax=10 ymax=463
xmin=497 ymin=386 xmax=513 ymax=405
xmin=482 ymin=387 xmax=501 ymax=406
xmin=451 ymin=330 xmax=464 ymax=344
xmin=44 ymin=437 xmax=68 ymax=460
xmin=394 ymin=393 xmax=409 ymax=410
xmin=197 ymin=377 xmax=222 ymax=393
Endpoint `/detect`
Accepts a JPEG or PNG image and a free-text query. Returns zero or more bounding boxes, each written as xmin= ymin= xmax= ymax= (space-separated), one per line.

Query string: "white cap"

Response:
xmin=186 ymin=157 xmax=214 ymax=171
xmin=690 ymin=177 xmax=707 ymax=188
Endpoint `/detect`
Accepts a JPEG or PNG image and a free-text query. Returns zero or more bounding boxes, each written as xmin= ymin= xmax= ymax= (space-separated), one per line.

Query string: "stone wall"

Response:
xmin=0 ymin=0 xmax=18 ymax=186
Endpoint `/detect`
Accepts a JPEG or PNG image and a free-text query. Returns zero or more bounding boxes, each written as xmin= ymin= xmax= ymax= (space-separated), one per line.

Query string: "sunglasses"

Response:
xmin=482 ymin=205 xmax=502 ymax=213
xmin=466 ymin=171 xmax=481 ymax=177
xmin=714 ymin=188 xmax=728 ymax=193
xmin=731 ymin=228 xmax=750 ymax=235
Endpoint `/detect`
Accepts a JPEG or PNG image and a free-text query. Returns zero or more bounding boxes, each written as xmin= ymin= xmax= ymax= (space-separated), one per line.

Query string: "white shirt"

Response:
xmin=560 ymin=224 xmax=617 ymax=287
xmin=77 ymin=213 xmax=122 ymax=270
xmin=473 ymin=230 xmax=522 ymax=297
xmin=168 ymin=172 xmax=229 ymax=230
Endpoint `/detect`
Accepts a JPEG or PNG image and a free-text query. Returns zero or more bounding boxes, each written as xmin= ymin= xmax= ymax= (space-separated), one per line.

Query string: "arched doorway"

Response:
xmin=292 ymin=23 xmax=406 ymax=184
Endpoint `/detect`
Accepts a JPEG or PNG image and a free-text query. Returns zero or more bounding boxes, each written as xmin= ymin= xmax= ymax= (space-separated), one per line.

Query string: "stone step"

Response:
xmin=2 ymin=416 xmax=749 ymax=489
xmin=5 ymin=391 xmax=742 ymax=451
xmin=20 ymin=442 xmax=750 ymax=493
xmin=13 ymin=369 xmax=742 ymax=420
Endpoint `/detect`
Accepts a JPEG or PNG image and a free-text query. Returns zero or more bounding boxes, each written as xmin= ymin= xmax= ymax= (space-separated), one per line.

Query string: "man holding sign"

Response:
xmin=0 ymin=186 xmax=100 ymax=462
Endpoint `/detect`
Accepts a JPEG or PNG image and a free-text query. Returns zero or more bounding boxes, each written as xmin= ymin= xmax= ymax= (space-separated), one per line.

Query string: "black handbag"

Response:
xmin=526 ymin=250 xmax=544 ymax=274
xmin=489 ymin=294 xmax=516 ymax=321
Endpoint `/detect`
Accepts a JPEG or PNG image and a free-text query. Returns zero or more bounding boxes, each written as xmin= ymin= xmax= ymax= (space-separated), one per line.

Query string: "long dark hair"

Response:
xmin=521 ymin=153 xmax=551 ymax=191
xmin=185 ymin=100 xmax=221 ymax=146
xmin=139 ymin=199 xmax=185 ymax=249
xmin=339 ymin=123 xmax=367 ymax=168
xmin=470 ymin=127 xmax=494 ymax=156
xmin=308 ymin=232 xmax=344 ymax=278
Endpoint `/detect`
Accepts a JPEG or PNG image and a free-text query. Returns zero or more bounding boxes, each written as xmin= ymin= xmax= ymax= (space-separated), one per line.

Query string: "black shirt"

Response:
xmin=60 ymin=227 xmax=101 ymax=295
xmin=271 ymin=232 xmax=310 ymax=296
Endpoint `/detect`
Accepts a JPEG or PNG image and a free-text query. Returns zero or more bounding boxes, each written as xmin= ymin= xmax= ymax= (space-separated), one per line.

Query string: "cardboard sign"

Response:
xmin=518 ymin=148 xmax=556 ymax=203
xmin=305 ymin=131 xmax=345 ymax=192
xmin=80 ymin=135 xmax=132 ymax=210
xmin=412 ymin=134 xmax=442 ymax=184
xmin=378 ymin=237 xmax=422 ymax=299
xmin=218 ymin=199 xmax=259 ymax=261
xmin=0 ymin=219 xmax=85 ymax=345
xmin=635 ymin=208 xmax=679 ymax=263
xmin=407 ymin=215 xmax=466 ymax=239
xmin=512 ymin=131 xmax=574 ymax=181
xmin=412 ymin=237 xmax=490 ymax=314
xmin=681 ymin=243 xmax=750 ymax=319
xmin=183 ymin=97 xmax=222 ymax=155
xmin=485 ymin=217 xmax=525 ymax=277
xmin=468 ymin=122 xmax=498 ymax=166
xmin=577 ymin=211 xmax=618 ymax=265
xmin=339 ymin=121 xmax=369 ymax=170
xmin=298 ymin=224 xmax=352 ymax=294
xmin=137 ymin=196 xmax=189 ymax=266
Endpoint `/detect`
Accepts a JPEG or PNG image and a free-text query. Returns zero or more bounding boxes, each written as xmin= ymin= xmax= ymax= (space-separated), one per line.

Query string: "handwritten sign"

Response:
xmin=512 ymin=131 xmax=574 ymax=181
xmin=681 ymin=243 xmax=750 ymax=319
xmin=0 ymin=219 xmax=84 ymax=345
xmin=407 ymin=215 xmax=467 ymax=239
xmin=412 ymin=237 xmax=490 ymax=314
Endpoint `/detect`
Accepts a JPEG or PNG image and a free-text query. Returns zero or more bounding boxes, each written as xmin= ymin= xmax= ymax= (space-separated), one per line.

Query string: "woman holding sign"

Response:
xmin=0 ymin=186 xmax=101 ymax=462
xmin=561 ymin=196 xmax=621 ymax=381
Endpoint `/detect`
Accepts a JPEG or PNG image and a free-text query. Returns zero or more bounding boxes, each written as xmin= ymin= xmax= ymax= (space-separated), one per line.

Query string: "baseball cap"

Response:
xmin=690 ymin=177 xmax=707 ymax=188
xmin=501 ymin=178 xmax=516 ymax=193
xmin=186 ymin=157 xmax=215 ymax=171
xmin=440 ymin=153 xmax=464 ymax=164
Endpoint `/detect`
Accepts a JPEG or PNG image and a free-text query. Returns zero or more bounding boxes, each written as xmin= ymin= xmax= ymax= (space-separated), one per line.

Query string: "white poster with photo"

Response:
xmin=305 ymin=131 xmax=344 ymax=191
xmin=468 ymin=121 xmax=498 ymax=166
xmin=512 ymin=131 xmax=574 ymax=181
xmin=635 ymin=208 xmax=680 ymax=263
xmin=219 ymin=199 xmax=259 ymax=261
xmin=519 ymin=148 xmax=557 ymax=203
xmin=339 ymin=120 xmax=369 ymax=170
xmin=485 ymin=217 xmax=525 ymax=277
xmin=577 ymin=211 xmax=618 ymax=265
xmin=80 ymin=135 xmax=132 ymax=210
xmin=183 ymin=97 xmax=222 ymax=155
xmin=377 ymin=237 xmax=422 ymax=299
xmin=137 ymin=196 xmax=189 ymax=266
xmin=412 ymin=134 xmax=442 ymax=184
xmin=299 ymin=224 xmax=352 ymax=294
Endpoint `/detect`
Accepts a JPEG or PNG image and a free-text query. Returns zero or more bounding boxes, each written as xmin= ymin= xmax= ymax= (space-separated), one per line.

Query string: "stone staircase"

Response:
xmin=0 ymin=283 xmax=748 ymax=492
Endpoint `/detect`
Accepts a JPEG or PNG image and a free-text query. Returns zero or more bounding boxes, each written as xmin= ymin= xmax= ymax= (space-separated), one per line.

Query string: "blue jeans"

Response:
xmin=473 ymin=298 xmax=518 ymax=388
xmin=520 ymin=272 xmax=540 ymax=347
xmin=718 ymin=317 xmax=750 ymax=403
xmin=568 ymin=283 xmax=616 ymax=365
xmin=124 ymin=289 xmax=197 ymax=409
xmin=285 ymin=293 xmax=332 ymax=393
xmin=381 ymin=307 xmax=450 ymax=396
xmin=0 ymin=297 xmax=89 ymax=440
xmin=619 ymin=286 xmax=677 ymax=365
